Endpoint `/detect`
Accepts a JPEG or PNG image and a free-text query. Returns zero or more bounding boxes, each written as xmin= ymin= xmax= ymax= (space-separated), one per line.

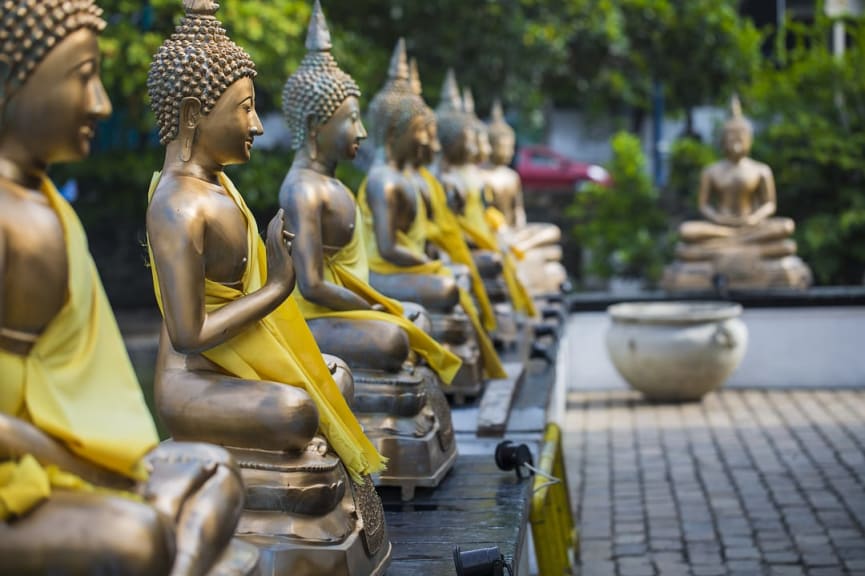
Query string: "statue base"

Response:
xmin=227 ymin=445 xmax=391 ymax=576
xmin=429 ymin=310 xmax=485 ymax=402
xmin=662 ymin=252 xmax=813 ymax=292
xmin=352 ymin=367 xmax=458 ymax=501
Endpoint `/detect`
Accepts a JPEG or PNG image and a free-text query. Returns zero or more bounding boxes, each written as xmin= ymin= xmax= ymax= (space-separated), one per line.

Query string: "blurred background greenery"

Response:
xmin=52 ymin=0 xmax=865 ymax=301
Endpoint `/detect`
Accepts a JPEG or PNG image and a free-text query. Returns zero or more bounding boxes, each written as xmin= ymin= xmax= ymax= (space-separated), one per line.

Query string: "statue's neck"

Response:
xmin=294 ymin=146 xmax=337 ymax=177
xmin=162 ymin=141 xmax=223 ymax=184
xmin=0 ymin=148 xmax=46 ymax=191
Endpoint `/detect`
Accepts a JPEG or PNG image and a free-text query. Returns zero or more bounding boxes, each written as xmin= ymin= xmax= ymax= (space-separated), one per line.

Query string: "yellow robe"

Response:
xmin=358 ymin=177 xmax=507 ymax=380
xmin=0 ymin=179 xmax=157 ymax=518
xmin=456 ymin=171 xmax=537 ymax=318
xmin=147 ymin=173 xmax=385 ymax=483
xmin=293 ymin=208 xmax=462 ymax=384
xmin=419 ymin=167 xmax=497 ymax=332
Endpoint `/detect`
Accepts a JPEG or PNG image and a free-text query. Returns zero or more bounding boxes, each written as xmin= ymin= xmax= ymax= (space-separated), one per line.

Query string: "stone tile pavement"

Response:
xmin=563 ymin=389 xmax=865 ymax=576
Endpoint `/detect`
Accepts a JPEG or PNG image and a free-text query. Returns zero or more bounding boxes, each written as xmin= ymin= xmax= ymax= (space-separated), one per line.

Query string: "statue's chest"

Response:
xmin=203 ymin=195 xmax=249 ymax=282
xmin=322 ymin=188 xmax=358 ymax=248
xmin=715 ymin=168 xmax=759 ymax=196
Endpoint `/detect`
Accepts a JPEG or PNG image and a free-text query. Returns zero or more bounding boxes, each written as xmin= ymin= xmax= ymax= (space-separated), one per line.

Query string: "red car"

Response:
xmin=515 ymin=145 xmax=611 ymax=191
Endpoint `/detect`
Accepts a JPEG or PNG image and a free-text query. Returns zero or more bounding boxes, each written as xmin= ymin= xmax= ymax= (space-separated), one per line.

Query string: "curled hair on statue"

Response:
xmin=0 ymin=0 xmax=106 ymax=109
xmin=281 ymin=0 xmax=360 ymax=150
xmin=147 ymin=0 xmax=256 ymax=145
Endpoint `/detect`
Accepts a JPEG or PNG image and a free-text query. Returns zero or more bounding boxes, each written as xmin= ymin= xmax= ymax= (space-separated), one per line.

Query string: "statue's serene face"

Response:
xmin=722 ymin=125 xmax=751 ymax=161
xmin=490 ymin=134 xmax=515 ymax=166
xmin=195 ymin=77 xmax=263 ymax=167
xmin=391 ymin=114 xmax=429 ymax=165
xmin=476 ymin=129 xmax=492 ymax=164
xmin=316 ymin=96 xmax=366 ymax=162
xmin=419 ymin=120 xmax=440 ymax=166
xmin=462 ymin=126 xmax=478 ymax=165
xmin=1 ymin=27 xmax=111 ymax=167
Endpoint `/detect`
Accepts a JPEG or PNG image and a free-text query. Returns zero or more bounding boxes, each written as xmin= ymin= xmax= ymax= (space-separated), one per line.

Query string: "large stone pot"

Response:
xmin=605 ymin=301 xmax=748 ymax=401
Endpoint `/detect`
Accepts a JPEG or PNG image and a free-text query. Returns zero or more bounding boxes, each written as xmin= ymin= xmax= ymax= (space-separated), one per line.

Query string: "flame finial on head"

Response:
xmin=305 ymin=0 xmax=332 ymax=52
xmin=409 ymin=58 xmax=423 ymax=96
xmin=437 ymin=69 xmax=462 ymax=113
xmin=183 ymin=0 xmax=220 ymax=16
xmin=487 ymin=97 xmax=515 ymax=145
xmin=730 ymin=94 xmax=743 ymax=119
xmin=388 ymin=38 xmax=410 ymax=82
xmin=462 ymin=87 xmax=476 ymax=117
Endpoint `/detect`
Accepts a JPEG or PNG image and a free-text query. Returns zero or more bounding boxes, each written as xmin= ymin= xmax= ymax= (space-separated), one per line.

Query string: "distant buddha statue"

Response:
xmin=0 ymin=1 xmax=258 ymax=574
xmin=663 ymin=97 xmax=812 ymax=290
xmin=361 ymin=41 xmax=507 ymax=400
xmin=435 ymin=72 xmax=537 ymax=332
xmin=279 ymin=2 xmax=460 ymax=500
xmin=145 ymin=1 xmax=390 ymax=571
xmin=484 ymin=100 xmax=567 ymax=295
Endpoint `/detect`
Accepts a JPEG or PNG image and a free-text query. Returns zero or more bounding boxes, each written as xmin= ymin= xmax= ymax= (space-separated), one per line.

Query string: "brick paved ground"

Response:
xmin=564 ymin=389 xmax=865 ymax=576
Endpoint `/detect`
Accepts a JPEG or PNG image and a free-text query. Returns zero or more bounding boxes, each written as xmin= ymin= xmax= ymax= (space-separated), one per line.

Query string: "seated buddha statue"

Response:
xmin=279 ymin=2 xmax=459 ymax=500
xmin=434 ymin=73 xmax=536 ymax=348
xmin=145 ymin=1 xmax=390 ymax=572
xmin=662 ymin=98 xmax=812 ymax=291
xmin=483 ymin=100 xmax=567 ymax=296
xmin=0 ymin=2 xmax=258 ymax=574
xmin=362 ymin=41 xmax=508 ymax=399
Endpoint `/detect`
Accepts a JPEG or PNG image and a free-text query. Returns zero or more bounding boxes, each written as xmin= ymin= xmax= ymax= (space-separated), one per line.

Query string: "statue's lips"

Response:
xmin=80 ymin=124 xmax=96 ymax=140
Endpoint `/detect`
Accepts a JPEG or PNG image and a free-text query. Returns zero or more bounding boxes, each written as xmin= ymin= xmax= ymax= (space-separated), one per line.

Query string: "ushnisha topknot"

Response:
xmin=281 ymin=0 xmax=361 ymax=150
xmin=487 ymin=99 xmax=515 ymax=145
xmin=724 ymin=94 xmax=752 ymax=135
xmin=0 ymin=0 xmax=106 ymax=106
xmin=147 ymin=0 xmax=257 ymax=145
xmin=435 ymin=69 xmax=470 ymax=153
xmin=409 ymin=58 xmax=436 ymax=126
xmin=367 ymin=38 xmax=428 ymax=148
xmin=461 ymin=86 xmax=487 ymax=135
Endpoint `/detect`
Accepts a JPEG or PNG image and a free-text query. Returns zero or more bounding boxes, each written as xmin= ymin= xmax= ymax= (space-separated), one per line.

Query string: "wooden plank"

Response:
xmin=476 ymin=361 xmax=527 ymax=437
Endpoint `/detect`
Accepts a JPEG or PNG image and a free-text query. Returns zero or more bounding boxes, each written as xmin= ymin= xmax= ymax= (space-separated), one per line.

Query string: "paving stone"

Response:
xmin=565 ymin=389 xmax=865 ymax=576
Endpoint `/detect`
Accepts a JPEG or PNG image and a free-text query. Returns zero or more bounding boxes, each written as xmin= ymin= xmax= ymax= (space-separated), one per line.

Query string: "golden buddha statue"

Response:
xmin=362 ymin=41 xmax=509 ymax=400
xmin=662 ymin=97 xmax=812 ymax=291
xmin=484 ymin=100 xmax=567 ymax=296
xmin=435 ymin=72 xmax=537 ymax=349
xmin=279 ymin=2 xmax=459 ymax=500
xmin=0 ymin=2 xmax=258 ymax=574
xmin=145 ymin=1 xmax=390 ymax=572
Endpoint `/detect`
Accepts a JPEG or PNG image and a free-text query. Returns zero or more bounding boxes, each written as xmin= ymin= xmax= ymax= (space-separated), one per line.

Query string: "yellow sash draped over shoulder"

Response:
xmin=419 ymin=168 xmax=497 ymax=332
xmin=293 ymin=208 xmax=462 ymax=384
xmin=456 ymin=170 xmax=537 ymax=318
xmin=0 ymin=179 xmax=158 ymax=517
xmin=147 ymin=172 xmax=385 ymax=483
xmin=358 ymin=178 xmax=506 ymax=380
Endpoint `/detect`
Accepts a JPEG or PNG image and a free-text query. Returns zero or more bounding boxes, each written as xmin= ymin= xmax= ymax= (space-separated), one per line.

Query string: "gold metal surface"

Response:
xmin=0 ymin=2 xmax=254 ymax=573
xmin=663 ymin=97 xmax=813 ymax=290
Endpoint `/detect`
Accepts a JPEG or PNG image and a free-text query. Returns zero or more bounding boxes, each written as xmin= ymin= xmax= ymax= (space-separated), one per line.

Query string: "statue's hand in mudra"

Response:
xmin=266 ymin=209 xmax=296 ymax=294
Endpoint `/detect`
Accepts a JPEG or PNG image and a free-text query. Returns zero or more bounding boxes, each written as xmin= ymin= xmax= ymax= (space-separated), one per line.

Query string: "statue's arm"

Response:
xmin=698 ymin=168 xmax=743 ymax=226
xmin=147 ymin=197 xmax=293 ymax=354
xmin=0 ymin=413 xmax=132 ymax=489
xmin=514 ymin=174 xmax=527 ymax=229
xmin=283 ymin=182 xmax=371 ymax=311
xmin=367 ymin=177 xmax=429 ymax=266
xmin=0 ymin=226 xmax=4 ymax=328
xmin=748 ymin=165 xmax=777 ymax=225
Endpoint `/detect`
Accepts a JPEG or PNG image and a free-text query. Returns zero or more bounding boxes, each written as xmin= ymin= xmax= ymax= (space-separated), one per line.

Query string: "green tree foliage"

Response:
xmin=568 ymin=132 xmax=671 ymax=283
xmin=746 ymin=18 xmax=865 ymax=284
xmin=530 ymin=0 xmax=760 ymax=125
xmin=665 ymin=138 xmax=718 ymax=219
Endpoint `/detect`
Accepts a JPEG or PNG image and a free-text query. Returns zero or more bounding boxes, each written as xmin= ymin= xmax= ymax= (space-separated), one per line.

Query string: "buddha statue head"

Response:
xmin=462 ymin=86 xmax=490 ymax=164
xmin=147 ymin=0 xmax=261 ymax=166
xmin=408 ymin=58 xmax=440 ymax=167
xmin=367 ymin=38 xmax=429 ymax=167
xmin=0 ymin=0 xmax=111 ymax=175
xmin=487 ymin=99 xmax=516 ymax=166
xmin=435 ymin=69 xmax=475 ymax=166
xmin=282 ymin=0 xmax=366 ymax=165
xmin=721 ymin=95 xmax=752 ymax=162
